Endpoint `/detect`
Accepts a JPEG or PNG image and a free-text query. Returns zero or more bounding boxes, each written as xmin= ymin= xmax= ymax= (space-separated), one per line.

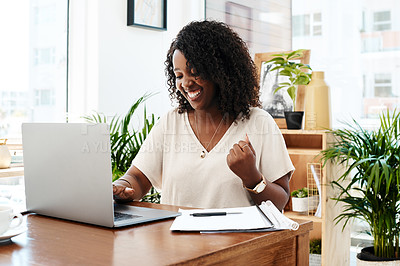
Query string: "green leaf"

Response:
xmin=265 ymin=57 xmax=285 ymax=64
xmin=296 ymin=76 xmax=308 ymax=85
xmin=269 ymin=66 xmax=282 ymax=72
xmin=287 ymin=86 xmax=296 ymax=102
xmin=280 ymin=69 xmax=292 ymax=77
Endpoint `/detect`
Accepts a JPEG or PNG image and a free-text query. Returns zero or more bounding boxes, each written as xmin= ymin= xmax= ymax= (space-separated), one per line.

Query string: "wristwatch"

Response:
xmin=243 ymin=174 xmax=267 ymax=194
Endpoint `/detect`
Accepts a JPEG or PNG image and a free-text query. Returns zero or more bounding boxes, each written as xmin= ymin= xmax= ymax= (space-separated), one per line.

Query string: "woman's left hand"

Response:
xmin=226 ymin=135 xmax=262 ymax=187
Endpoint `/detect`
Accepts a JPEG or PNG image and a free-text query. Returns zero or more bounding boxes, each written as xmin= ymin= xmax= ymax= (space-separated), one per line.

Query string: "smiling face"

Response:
xmin=172 ymin=50 xmax=218 ymax=112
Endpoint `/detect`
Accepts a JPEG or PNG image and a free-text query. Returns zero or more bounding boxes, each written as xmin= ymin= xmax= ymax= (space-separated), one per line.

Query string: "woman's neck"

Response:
xmin=192 ymin=108 xmax=222 ymax=121
xmin=189 ymin=108 xmax=234 ymax=131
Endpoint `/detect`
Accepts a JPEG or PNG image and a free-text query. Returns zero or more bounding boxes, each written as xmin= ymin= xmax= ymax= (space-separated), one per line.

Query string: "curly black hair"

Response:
xmin=165 ymin=20 xmax=260 ymax=120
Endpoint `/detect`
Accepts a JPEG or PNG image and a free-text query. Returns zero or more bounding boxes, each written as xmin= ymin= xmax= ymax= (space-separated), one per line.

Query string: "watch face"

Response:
xmin=255 ymin=181 xmax=266 ymax=193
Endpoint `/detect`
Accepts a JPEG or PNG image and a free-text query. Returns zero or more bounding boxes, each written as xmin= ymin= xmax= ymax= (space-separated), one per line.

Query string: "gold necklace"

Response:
xmin=194 ymin=113 xmax=224 ymax=158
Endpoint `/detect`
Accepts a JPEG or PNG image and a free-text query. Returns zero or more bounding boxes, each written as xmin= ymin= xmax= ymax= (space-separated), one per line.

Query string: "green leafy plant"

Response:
xmin=265 ymin=49 xmax=312 ymax=111
xmin=291 ymin=187 xmax=309 ymax=198
xmin=320 ymin=110 xmax=400 ymax=259
xmin=310 ymin=239 xmax=322 ymax=254
xmin=82 ymin=93 xmax=161 ymax=204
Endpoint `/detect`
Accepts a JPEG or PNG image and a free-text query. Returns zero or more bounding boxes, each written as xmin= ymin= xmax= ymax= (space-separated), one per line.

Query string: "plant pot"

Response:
xmin=356 ymin=246 xmax=400 ymax=265
xmin=284 ymin=111 xmax=304 ymax=130
xmin=291 ymin=196 xmax=318 ymax=213
xmin=309 ymin=254 xmax=321 ymax=266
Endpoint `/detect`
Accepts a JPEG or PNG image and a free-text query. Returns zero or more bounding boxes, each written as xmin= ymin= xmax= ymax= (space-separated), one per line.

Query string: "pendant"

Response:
xmin=200 ymin=150 xmax=206 ymax=158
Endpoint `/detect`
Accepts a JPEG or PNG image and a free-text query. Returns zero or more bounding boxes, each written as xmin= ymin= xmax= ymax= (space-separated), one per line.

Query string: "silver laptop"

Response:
xmin=22 ymin=123 xmax=180 ymax=228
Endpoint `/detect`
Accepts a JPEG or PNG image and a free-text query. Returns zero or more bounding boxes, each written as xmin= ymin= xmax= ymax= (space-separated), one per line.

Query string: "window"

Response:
xmin=34 ymin=89 xmax=55 ymax=106
xmin=374 ymin=73 xmax=392 ymax=97
xmin=293 ymin=1 xmax=400 ymax=127
xmin=373 ymin=11 xmax=391 ymax=31
xmin=312 ymin=13 xmax=322 ymax=36
xmin=292 ymin=13 xmax=322 ymax=37
xmin=0 ymin=1 xmax=68 ymax=141
xmin=293 ymin=14 xmax=310 ymax=37
xmin=34 ymin=4 xmax=57 ymax=25
xmin=361 ymin=36 xmax=382 ymax=52
xmin=34 ymin=48 xmax=56 ymax=65
xmin=361 ymin=10 xmax=366 ymax=32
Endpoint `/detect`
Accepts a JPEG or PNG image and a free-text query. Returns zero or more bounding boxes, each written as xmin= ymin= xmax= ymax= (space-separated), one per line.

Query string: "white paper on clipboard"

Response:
xmin=169 ymin=201 xmax=299 ymax=232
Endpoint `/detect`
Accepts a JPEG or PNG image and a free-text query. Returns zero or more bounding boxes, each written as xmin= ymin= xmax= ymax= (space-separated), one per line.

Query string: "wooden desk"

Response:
xmin=0 ymin=202 xmax=312 ymax=266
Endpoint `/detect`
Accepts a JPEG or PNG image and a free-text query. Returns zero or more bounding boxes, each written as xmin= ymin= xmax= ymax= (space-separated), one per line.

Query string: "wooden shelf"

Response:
xmin=281 ymin=130 xmax=349 ymax=266
xmin=287 ymin=148 xmax=321 ymax=155
xmin=285 ymin=211 xmax=322 ymax=223
xmin=280 ymin=129 xmax=327 ymax=135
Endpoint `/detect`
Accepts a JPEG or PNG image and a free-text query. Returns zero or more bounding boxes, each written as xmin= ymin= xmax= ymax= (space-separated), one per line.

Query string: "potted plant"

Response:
xmin=309 ymin=238 xmax=322 ymax=266
xmin=291 ymin=187 xmax=318 ymax=213
xmin=265 ymin=49 xmax=312 ymax=129
xmin=320 ymin=110 xmax=400 ymax=264
xmin=83 ymin=93 xmax=161 ymax=203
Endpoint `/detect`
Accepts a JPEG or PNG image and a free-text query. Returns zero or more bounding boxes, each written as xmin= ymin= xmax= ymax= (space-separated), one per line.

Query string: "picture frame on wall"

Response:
xmin=254 ymin=50 xmax=310 ymax=128
xmin=127 ymin=0 xmax=167 ymax=30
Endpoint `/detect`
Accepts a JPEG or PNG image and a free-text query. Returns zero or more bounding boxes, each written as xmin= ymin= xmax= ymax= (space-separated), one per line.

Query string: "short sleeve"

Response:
xmin=132 ymin=113 xmax=166 ymax=191
xmin=249 ymin=109 xmax=295 ymax=183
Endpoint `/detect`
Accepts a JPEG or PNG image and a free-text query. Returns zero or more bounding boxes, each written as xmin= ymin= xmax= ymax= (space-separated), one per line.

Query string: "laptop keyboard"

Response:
xmin=114 ymin=211 xmax=142 ymax=222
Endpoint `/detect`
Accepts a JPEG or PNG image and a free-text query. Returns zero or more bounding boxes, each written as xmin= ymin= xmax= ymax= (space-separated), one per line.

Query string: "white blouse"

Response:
xmin=133 ymin=107 xmax=294 ymax=208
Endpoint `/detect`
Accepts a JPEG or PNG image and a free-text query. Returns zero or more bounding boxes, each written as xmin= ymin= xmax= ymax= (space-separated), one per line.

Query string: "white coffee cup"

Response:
xmin=0 ymin=205 xmax=23 ymax=235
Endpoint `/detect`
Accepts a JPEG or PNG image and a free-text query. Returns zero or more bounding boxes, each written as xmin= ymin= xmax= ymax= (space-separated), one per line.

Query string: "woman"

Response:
xmin=113 ymin=20 xmax=294 ymax=210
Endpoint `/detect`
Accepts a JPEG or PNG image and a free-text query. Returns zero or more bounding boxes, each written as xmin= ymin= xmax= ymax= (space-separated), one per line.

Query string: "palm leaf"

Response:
xmin=82 ymin=93 xmax=161 ymax=203
xmin=320 ymin=109 xmax=400 ymax=258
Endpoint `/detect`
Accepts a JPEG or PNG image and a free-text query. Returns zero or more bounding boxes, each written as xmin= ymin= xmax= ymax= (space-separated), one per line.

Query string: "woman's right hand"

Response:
xmin=112 ymin=167 xmax=153 ymax=202
xmin=113 ymin=184 xmax=135 ymax=202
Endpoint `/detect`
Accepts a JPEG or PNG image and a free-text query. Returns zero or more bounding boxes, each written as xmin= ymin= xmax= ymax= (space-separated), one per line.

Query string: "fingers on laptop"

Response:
xmin=113 ymin=185 xmax=134 ymax=200
xmin=123 ymin=188 xmax=135 ymax=199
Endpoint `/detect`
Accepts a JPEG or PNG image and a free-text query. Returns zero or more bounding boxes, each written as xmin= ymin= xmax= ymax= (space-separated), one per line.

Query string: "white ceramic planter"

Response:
xmin=292 ymin=196 xmax=319 ymax=212
xmin=357 ymin=258 xmax=400 ymax=265
xmin=309 ymin=254 xmax=321 ymax=266
xmin=356 ymin=247 xmax=400 ymax=265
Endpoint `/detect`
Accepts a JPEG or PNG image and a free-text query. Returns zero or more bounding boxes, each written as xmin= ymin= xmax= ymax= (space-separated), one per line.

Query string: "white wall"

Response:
xmin=68 ymin=0 xmax=205 ymax=122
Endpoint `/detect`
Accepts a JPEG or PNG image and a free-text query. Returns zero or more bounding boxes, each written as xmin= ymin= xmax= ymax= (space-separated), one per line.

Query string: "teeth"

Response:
xmin=187 ymin=90 xmax=201 ymax=99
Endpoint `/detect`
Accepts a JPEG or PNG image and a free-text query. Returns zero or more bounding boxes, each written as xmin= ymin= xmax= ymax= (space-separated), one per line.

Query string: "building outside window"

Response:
xmin=374 ymin=73 xmax=392 ymax=97
xmin=312 ymin=13 xmax=322 ymax=36
xmin=34 ymin=89 xmax=55 ymax=106
xmin=373 ymin=10 xmax=391 ymax=31
xmin=33 ymin=47 xmax=56 ymax=65
xmin=0 ymin=1 xmax=67 ymax=141
xmin=292 ymin=0 xmax=400 ymax=127
xmin=292 ymin=12 xmax=322 ymax=37
xmin=292 ymin=14 xmax=310 ymax=37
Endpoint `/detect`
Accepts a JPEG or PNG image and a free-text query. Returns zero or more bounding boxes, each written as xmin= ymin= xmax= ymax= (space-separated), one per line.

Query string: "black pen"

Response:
xmin=190 ymin=212 xmax=242 ymax=217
